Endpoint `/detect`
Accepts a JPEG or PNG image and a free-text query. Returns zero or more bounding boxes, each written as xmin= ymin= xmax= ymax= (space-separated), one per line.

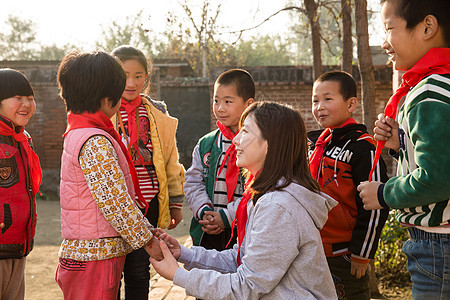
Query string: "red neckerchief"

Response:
xmin=63 ymin=111 xmax=148 ymax=212
xmin=0 ymin=117 xmax=42 ymax=196
xmin=309 ymin=118 xmax=357 ymax=181
xmin=216 ymin=121 xmax=240 ymax=203
xmin=120 ymin=95 xmax=142 ymax=155
xmin=369 ymin=48 xmax=450 ymax=181
xmin=226 ymin=174 xmax=256 ymax=265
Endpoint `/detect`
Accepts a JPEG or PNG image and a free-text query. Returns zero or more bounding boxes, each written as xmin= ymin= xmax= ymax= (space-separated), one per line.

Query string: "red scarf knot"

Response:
xmin=309 ymin=118 xmax=357 ymax=181
xmin=0 ymin=117 xmax=42 ymax=196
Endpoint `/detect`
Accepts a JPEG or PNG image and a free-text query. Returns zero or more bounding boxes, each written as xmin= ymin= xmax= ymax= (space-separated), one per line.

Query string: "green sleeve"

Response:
xmin=384 ymin=97 xmax=450 ymax=208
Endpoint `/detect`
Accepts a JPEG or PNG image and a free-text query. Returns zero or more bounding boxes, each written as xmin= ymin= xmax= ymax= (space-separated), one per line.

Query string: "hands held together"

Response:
xmin=199 ymin=210 xmax=225 ymax=235
xmin=145 ymin=228 xmax=182 ymax=281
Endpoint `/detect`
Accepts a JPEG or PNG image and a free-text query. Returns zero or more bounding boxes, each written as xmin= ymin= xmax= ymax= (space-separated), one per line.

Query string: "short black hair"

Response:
xmin=57 ymin=51 xmax=126 ymax=114
xmin=0 ymin=68 xmax=34 ymax=102
xmin=215 ymin=69 xmax=255 ymax=102
xmin=315 ymin=71 xmax=357 ymax=100
xmin=381 ymin=0 xmax=450 ymax=46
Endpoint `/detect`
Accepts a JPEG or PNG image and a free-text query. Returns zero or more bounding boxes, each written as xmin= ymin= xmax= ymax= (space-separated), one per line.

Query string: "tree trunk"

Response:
xmin=355 ymin=0 xmax=376 ymax=133
xmin=341 ymin=0 xmax=353 ymax=73
xmin=304 ymin=0 xmax=322 ymax=80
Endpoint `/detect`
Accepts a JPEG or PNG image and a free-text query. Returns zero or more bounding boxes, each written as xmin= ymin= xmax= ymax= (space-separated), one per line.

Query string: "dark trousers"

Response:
xmin=200 ymin=226 xmax=237 ymax=251
xmin=327 ymin=254 xmax=370 ymax=300
xmin=118 ymin=197 xmax=159 ymax=300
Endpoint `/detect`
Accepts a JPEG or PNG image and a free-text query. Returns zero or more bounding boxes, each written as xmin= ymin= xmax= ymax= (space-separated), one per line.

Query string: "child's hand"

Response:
xmin=374 ymin=113 xmax=400 ymax=152
xmin=199 ymin=213 xmax=223 ymax=235
xmin=158 ymin=231 xmax=181 ymax=259
xmin=149 ymin=240 xmax=180 ymax=281
xmin=357 ymin=181 xmax=383 ymax=210
xmin=350 ymin=260 xmax=368 ymax=279
xmin=167 ymin=208 xmax=183 ymax=230
xmin=203 ymin=211 xmax=225 ymax=230
xmin=144 ymin=237 xmax=163 ymax=261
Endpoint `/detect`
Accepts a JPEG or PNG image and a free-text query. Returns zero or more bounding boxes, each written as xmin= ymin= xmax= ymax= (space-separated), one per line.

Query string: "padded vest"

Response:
xmin=60 ymin=128 xmax=135 ymax=240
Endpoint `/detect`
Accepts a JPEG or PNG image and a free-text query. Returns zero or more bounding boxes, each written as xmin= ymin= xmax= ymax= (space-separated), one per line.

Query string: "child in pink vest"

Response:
xmin=55 ymin=51 xmax=162 ymax=300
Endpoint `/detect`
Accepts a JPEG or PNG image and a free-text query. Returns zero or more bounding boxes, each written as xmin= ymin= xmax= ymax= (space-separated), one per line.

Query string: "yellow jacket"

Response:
xmin=112 ymin=95 xmax=185 ymax=228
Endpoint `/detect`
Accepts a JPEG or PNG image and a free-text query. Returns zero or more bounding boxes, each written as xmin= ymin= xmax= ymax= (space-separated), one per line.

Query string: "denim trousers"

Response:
xmin=118 ymin=196 xmax=159 ymax=300
xmin=404 ymin=227 xmax=450 ymax=300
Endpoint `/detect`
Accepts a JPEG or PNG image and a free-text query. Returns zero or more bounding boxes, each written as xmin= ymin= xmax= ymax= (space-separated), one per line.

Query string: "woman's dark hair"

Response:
xmin=57 ymin=51 xmax=126 ymax=114
xmin=0 ymin=68 xmax=34 ymax=102
xmin=216 ymin=69 xmax=255 ymax=102
xmin=111 ymin=45 xmax=153 ymax=94
xmin=240 ymin=102 xmax=321 ymax=203
xmin=381 ymin=0 xmax=450 ymax=46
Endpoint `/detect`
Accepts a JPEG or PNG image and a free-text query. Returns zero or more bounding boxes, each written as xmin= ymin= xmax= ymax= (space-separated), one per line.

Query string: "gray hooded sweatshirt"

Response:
xmin=174 ymin=181 xmax=338 ymax=299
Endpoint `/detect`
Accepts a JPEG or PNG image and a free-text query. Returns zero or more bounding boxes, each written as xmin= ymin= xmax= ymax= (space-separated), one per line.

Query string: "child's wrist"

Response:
xmin=198 ymin=205 xmax=213 ymax=219
xmin=377 ymin=183 xmax=389 ymax=209
xmin=350 ymin=254 xmax=370 ymax=264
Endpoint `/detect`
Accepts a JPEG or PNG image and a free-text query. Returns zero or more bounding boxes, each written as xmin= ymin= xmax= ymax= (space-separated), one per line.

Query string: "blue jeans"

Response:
xmin=404 ymin=227 xmax=450 ymax=300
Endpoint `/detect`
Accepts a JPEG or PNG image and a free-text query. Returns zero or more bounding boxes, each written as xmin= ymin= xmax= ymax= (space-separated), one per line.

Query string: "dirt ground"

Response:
xmin=25 ymin=198 xmax=193 ymax=300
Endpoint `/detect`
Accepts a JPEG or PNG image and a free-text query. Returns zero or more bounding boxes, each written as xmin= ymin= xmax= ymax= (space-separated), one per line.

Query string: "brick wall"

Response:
xmin=0 ymin=61 xmax=66 ymax=194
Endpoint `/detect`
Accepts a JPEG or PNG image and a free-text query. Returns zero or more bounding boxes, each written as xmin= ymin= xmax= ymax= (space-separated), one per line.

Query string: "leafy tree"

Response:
xmin=39 ymin=44 xmax=77 ymax=60
xmin=95 ymin=11 xmax=155 ymax=56
xmin=231 ymin=35 xmax=293 ymax=66
xmin=0 ymin=15 xmax=39 ymax=60
xmin=0 ymin=14 xmax=77 ymax=61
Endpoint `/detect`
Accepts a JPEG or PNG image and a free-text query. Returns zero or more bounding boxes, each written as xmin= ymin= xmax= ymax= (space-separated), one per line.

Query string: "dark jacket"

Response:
xmin=308 ymin=124 xmax=389 ymax=259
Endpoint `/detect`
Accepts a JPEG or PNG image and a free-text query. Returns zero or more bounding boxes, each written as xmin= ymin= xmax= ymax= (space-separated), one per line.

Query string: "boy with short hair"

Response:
xmin=185 ymin=69 xmax=254 ymax=250
xmin=309 ymin=71 xmax=389 ymax=299
xmin=358 ymin=0 xmax=450 ymax=297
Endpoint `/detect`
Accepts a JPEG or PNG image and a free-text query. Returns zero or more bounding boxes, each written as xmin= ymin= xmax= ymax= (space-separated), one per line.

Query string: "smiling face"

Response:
xmin=312 ymin=80 xmax=356 ymax=129
xmin=233 ymin=114 xmax=268 ymax=175
xmin=381 ymin=1 xmax=426 ymax=71
xmin=0 ymin=95 xmax=36 ymax=127
xmin=213 ymin=83 xmax=253 ymax=133
xmin=121 ymin=59 xmax=148 ymax=101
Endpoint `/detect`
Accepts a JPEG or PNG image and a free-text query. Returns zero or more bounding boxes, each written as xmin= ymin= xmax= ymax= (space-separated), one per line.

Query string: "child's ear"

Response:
xmin=347 ymin=97 xmax=357 ymax=113
xmin=423 ymin=15 xmax=439 ymax=40
xmin=246 ymin=98 xmax=255 ymax=107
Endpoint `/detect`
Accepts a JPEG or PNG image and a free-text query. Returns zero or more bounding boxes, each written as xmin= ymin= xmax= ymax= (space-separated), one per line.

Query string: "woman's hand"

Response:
xmin=149 ymin=240 xmax=181 ymax=281
xmin=158 ymin=231 xmax=181 ymax=259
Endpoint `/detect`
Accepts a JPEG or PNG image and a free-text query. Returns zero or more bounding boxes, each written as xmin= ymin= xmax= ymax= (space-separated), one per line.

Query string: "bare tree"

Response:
xmin=355 ymin=0 xmax=376 ymax=132
xmin=341 ymin=0 xmax=353 ymax=73
xmin=303 ymin=0 xmax=323 ymax=79
xmin=180 ymin=0 xmax=222 ymax=78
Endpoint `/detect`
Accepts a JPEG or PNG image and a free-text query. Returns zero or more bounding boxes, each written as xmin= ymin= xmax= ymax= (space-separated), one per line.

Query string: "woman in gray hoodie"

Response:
xmin=151 ymin=102 xmax=338 ymax=300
